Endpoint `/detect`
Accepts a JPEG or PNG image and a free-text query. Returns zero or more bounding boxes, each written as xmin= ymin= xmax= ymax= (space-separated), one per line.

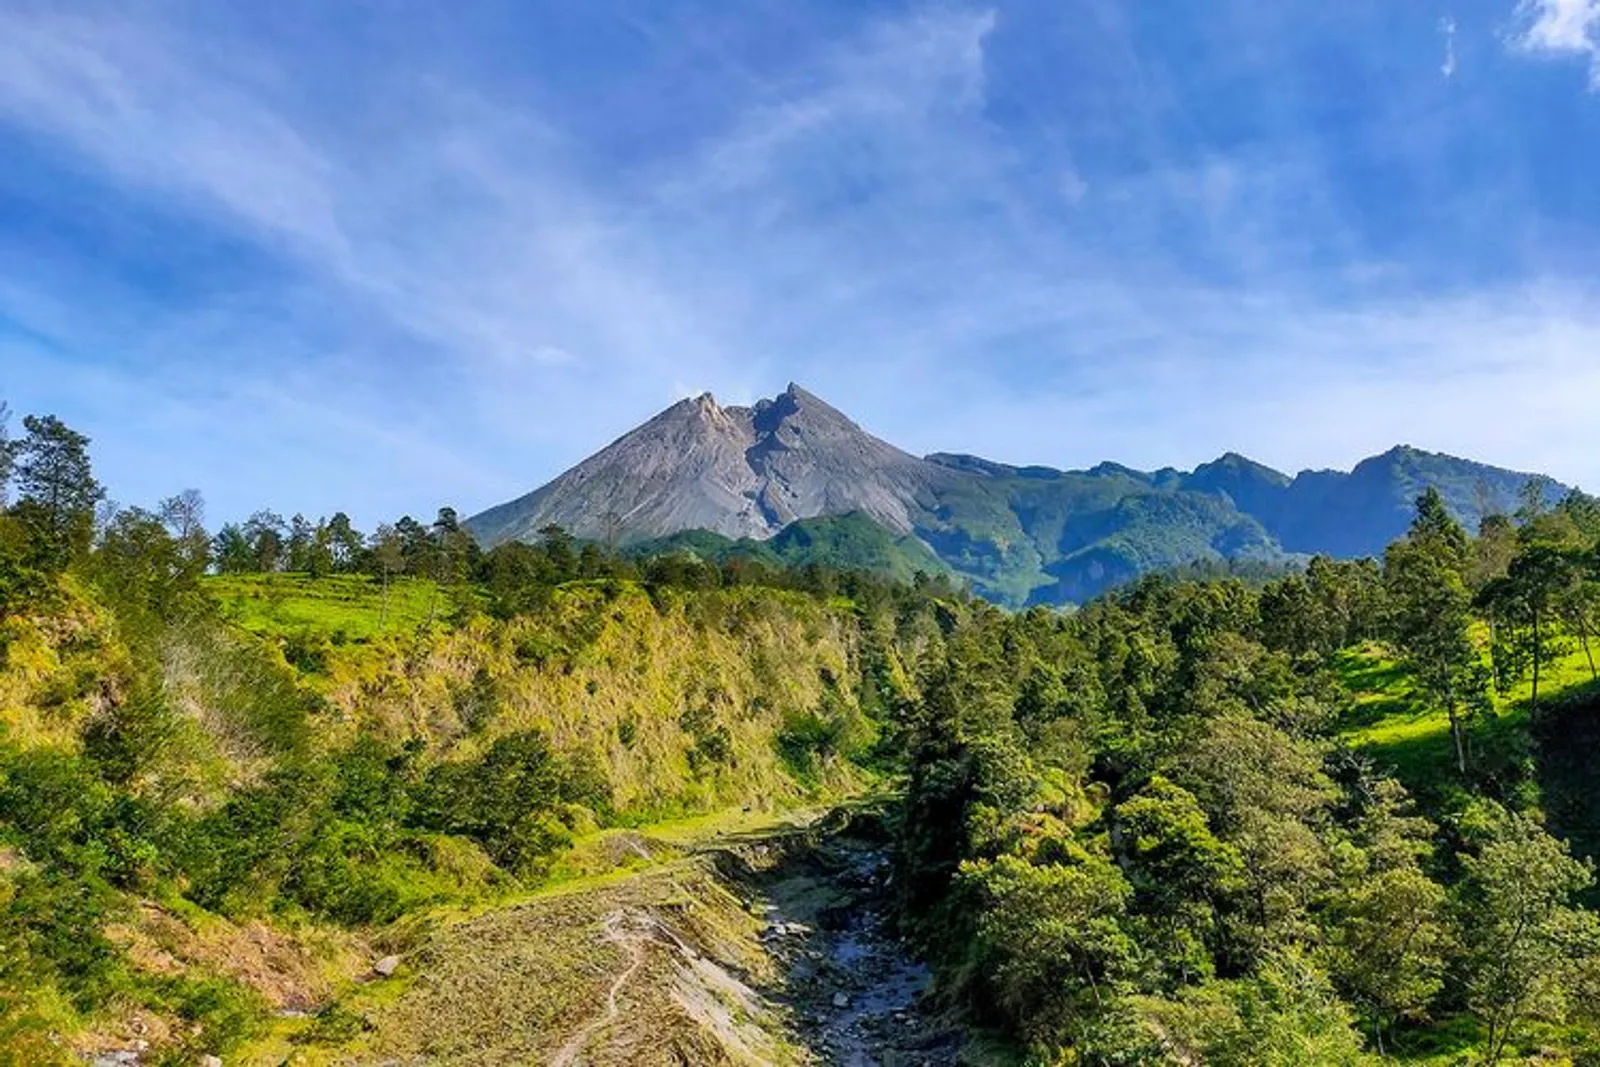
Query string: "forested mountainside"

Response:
xmin=467 ymin=384 xmax=1567 ymax=606
xmin=2 ymin=408 xmax=1599 ymax=1065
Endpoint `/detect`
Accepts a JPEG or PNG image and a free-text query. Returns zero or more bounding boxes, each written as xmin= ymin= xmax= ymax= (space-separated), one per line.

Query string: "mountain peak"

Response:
xmin=468 ymin=383 xmax=943 ymax=548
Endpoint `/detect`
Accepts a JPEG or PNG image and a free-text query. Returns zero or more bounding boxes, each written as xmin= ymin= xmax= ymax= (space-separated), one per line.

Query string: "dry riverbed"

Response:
xmin=229 ymin=810 xmax=1000 ymax=1067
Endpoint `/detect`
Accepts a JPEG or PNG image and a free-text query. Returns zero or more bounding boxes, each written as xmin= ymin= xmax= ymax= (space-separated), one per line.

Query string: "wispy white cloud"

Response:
xmin=1441 ymin=16 xmax=1459 ymax=77
xmin=1510 ymin=0 xmax=1600 ymax=86
xmin=0 ymin=0 xmax=1597 ymax=523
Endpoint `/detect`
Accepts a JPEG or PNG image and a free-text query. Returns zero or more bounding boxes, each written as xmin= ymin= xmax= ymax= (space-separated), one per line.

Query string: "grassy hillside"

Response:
xmin=1336 ymin=637 xmax=1598 ymax=794
xmin=208 ymin=572 xmax=445 ymax=640
xmin=0 ymin=569 xmax=928 ymax=1065
xmin=633 ymin=511 xmax=954 ymax=587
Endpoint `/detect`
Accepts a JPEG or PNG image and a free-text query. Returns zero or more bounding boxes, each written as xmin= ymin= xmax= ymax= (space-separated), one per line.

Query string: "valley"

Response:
xmin=3 ymin=411 xmax=1600 ymax=1066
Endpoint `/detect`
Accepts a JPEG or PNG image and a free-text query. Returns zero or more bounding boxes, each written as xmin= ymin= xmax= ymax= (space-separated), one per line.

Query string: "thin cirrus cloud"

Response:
xmin=0 ymin=0 xmax=1597 ymax=527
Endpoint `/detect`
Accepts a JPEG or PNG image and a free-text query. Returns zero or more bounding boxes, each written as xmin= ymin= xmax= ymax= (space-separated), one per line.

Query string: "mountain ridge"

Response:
xmin=468 ymin=385 xmax=1570 ymax=605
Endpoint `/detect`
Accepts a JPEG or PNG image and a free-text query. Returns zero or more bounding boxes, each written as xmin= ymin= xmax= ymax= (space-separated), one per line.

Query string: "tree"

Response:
xmin=158 ymin=489 xmax=210 ymax=579
xmin=1480 ymin=541 xmax=1577 ymax=712
xmin=1319 ymin=780 xmax=1450 ymax=1053
xmin=93 ymin=506 xmax=201 ymax=620
xmin=957 ymin=851 xmax=1138 ymax=1052
xmin=1515 ymin=475 xmax=1554 ymax=525
xmin=1114 ymin=776 xmax=1244 ymax=983
xmin=325 ymin=512 xmax=364 ymax=572
xmin=1555 ymin=546 xmax=1600 ymax=682
xmin=10 ymin=414 xmax=104 ymax=570
xmin=242 ymin=510 xmax=287 ymax=572
xmin=1152 ymin=949 xmax=1369 ymax=1067
xmin=393 ymin=515 xmax=434 ymax=576
xmin=0 ymin=401 xmax=14 ymax=507
xmin=285 ymin=513 xmax=318 ymax=574
xmin=1471 ymin=513 xmax=1518 ymax=593
xmin=431 ymin=507 xmax=477 ymax=585
xmin=1384 ymin=492 xmax=1488 ymax=776
xmin=1170 ymin=714 xmax=1336 ymax=968
xmin=538 ymin=524 xmax=577 ymax=581
xmin=369 ymin=523 xmax=406 ymax=631
xmin=1411 ymin=487 xmax=1470 ymax=568
xmin=1459 ymin=810 xmax=1599 ymax=1065
xmin=211 ymin=523 xmax=254 ymax=574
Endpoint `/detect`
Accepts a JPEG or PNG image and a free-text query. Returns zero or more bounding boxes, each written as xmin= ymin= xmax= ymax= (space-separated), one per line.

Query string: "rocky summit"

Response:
xmin=468 ymin=384 xmax=1568 ymax=606
xmin=468 ymin=383 xmax=955 ymax=547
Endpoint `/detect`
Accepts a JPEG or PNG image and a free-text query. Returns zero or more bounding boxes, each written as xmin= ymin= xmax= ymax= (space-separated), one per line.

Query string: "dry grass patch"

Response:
xmin=260 ymin=855 xmax=807 ymax=1066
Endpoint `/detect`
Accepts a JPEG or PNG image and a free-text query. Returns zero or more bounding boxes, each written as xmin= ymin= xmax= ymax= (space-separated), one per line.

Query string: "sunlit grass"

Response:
xmin=205 ymin=572 xmax=445 ymax=640
xmin=1335 ymin=634 xmax=1600 ymax=788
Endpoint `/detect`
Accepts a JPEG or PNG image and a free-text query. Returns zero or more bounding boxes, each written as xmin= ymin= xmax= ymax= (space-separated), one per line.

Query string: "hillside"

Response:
xmin=0 ymin=558 xmax=939 ymax=1065
xmin=469 ymin=386 xmax=1569 ymax=605
xmin=630 ymin=511 xmax=954 ymax=586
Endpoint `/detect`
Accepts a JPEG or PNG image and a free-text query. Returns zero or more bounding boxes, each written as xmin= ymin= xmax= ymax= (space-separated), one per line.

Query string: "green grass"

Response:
xmin=205 ymin=573 xmax=446 ymax=640
xmin=1335 ymin=636 xmax=1600 ymax=791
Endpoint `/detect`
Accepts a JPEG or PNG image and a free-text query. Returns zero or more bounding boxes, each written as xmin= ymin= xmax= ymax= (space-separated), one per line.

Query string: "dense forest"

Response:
xmin=894 ymin=484 xmax=1600 ymax=1064
xmin=1 ymin=407 xmax=1598 ymax=1065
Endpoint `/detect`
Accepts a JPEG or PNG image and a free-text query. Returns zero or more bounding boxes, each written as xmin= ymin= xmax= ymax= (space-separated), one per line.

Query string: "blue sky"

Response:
xmin=3 ymin=0 xmax=1600 ymax=526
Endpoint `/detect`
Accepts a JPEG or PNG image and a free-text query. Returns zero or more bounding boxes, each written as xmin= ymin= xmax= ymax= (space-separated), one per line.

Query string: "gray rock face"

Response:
xmin=469 ymin=384 xmax=956 ymax=547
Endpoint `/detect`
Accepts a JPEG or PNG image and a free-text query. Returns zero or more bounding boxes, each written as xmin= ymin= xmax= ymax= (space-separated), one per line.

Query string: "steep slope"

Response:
xmin=469 ymin=385 xmax=955 ymax=547
xmin=1179 ymin=452 xmax=1293 ymax=525
xmin=1174 ymin=445 xmax=1567 ymax=559
xmin=469 ymin=392 xmax=768 ymax=545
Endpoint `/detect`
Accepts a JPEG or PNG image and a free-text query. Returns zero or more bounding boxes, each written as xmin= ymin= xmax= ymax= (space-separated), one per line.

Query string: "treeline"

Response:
xmin=212 ymin=508 xmax=963 ymax=613
xmin=894 ymin=484 xmax=1600 ymax=1064
xmin=0 ymin=405 xmax=960 ymax=626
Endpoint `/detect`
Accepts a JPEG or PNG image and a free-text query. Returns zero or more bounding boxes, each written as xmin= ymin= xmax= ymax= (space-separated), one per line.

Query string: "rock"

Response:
xmin=372 ymin=955 xmax=402 ymax=977
xmin=832 ymin=991 xmax=851 ymax=1009
xmin=200 ymin=1057 xmax=224 ymax=1067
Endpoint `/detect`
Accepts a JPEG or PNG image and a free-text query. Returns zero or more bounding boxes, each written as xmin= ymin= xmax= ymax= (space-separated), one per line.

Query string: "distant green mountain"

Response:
xmin=468 ymin=387 xmax=1571 ymax=606
xmin=633 ymin=512 xmax=952 ymax=586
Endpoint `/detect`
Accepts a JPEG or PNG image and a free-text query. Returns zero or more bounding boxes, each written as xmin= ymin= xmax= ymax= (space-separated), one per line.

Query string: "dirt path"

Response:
xmin=550 ymin=909 xmax=670 ymax=1067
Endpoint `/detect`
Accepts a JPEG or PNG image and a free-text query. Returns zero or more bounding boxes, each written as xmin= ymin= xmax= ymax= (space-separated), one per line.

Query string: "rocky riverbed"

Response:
xmin=739 ymin=831 xmax=966 ymax=1067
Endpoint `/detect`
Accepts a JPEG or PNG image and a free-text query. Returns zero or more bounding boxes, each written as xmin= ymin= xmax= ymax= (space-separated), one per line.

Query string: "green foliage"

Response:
xmin=414 ymin=731 xmax=601 ymax=875
xmin=957 ymin=850 xmax=1137 ymax=1054
xmin=0 ymin=870 xmax=126 ymax=1013
xmin=1149 ymin=949 xmax=1369 ymax=1067
xmin=892 ymin=488 xmax=1600 ymax=1063
xmin=8 ymin=415 xmax=103 ymax=572
xmin=1456 ymin=808 xmax=1599 ymax=1065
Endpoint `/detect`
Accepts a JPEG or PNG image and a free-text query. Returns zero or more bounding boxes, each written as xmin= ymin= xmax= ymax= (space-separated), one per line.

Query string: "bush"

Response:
xmin=0 ymin=871 xmax=126 ymax=1013
xmin=413 ymin=731 xmax=590 ymax=875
